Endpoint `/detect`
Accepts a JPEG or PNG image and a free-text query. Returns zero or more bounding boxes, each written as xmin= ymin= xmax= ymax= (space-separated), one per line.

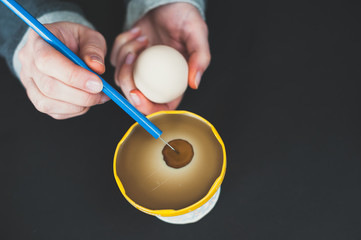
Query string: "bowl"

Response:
xmin=113 ymin=111 xmax=226 ymax=223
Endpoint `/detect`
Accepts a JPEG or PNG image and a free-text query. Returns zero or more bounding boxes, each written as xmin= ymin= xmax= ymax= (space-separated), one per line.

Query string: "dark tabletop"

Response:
xmin=1 ymin=0 xmax=361 ymax=239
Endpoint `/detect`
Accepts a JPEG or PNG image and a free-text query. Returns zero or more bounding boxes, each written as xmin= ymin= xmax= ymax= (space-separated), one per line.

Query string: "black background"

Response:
xmin=1 ymin=0 xmax=361 ymax=239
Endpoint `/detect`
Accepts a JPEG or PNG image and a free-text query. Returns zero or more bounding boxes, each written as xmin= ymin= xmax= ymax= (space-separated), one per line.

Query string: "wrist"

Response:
xmin=124 ymin=0 xmax=206 ymax=30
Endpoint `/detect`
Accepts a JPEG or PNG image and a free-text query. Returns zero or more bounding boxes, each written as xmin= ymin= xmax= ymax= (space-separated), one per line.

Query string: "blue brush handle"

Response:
xmin=1 ymin=0 xmax=162 ymax=139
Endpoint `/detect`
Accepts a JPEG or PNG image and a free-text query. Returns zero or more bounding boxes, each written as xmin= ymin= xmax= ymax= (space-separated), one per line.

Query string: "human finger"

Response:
xmin=32 ymin=71 xmax=109 ymax=107
xmin=32 ymin=39 xmax=103 ymax=94
xmin=78 ymin=29 xmax=107 ymax=75
xmin=114 ymin=35 xmax=148 ymax=72
xmin=129 ymin=89 xmax=183 ymax=115
xmin=115 ymin=52 xmax=137 ymax=99
xmin=184 ymin=22 xmax=211 ymax=89
xmin=113 ymin=36 xmax=148 ymax=87
xmin=24 ymin=77 xmax=87 ymax=115
xmin=110 ymin=27 xmax=142 ymax=66
xmin=49 ymin=107 xmax=90 ymax=120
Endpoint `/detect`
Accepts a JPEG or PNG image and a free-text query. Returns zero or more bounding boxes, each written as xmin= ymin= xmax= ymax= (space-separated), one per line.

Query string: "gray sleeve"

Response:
xmin=123 ymin=0 xmax=207 ymax=30
xmin=0 ymin=0 xmax=91 ymax=76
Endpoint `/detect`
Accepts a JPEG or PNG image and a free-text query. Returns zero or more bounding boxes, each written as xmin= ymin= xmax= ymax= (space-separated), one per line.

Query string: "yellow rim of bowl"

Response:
xmin=113 ymin=110 xmax=227 ymax=217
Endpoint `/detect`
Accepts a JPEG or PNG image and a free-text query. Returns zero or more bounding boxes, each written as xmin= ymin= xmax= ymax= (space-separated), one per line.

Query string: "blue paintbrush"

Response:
xmin=1 ymin=0 xmax=175 ymax=149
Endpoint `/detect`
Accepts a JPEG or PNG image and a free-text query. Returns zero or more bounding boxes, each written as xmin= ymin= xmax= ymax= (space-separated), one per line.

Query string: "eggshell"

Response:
xmin=133 ymin=45 xmax=188 ymax=103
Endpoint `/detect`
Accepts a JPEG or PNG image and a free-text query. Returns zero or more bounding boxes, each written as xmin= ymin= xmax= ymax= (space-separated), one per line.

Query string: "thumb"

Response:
xmin=185 ymin=27 xmax=211 ymax=89
xmin=78 ymin=29 xmax=107 ymax=75
xmin=188 ymin=49 xmax=211 ymax=89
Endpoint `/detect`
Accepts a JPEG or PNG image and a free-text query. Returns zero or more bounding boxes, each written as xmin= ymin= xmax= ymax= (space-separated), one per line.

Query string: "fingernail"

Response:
xmin=100 ymin=95 xmax=110 ymax=103
xmin=86 ymin=79 xmax=102 ymax=92
xmin=195 ymin=71 xmax=202 ymax=88
xmin=125 ymin=53 xmax=135 ymax=65
xmin=130 ymin=92 xmax=141 ymax=106
xmin=136 ymin=35 xmax=147 ymax=42
xmin=90 ymin=55 xmax=104 ymax=65
xmin=130 ymin=27 xmax=140 ymax=34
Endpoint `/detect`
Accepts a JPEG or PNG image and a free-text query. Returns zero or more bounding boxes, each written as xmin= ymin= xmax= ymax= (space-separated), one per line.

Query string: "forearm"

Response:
xmin=0 ymin=0 xmax=92 ymax=76
xmin=123 ymin=0 xmax=207 ymax=29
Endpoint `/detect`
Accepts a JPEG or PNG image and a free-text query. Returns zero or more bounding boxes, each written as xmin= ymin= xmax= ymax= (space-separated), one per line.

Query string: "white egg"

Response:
xmin=133 ymin=45 xmax=188 ymax=104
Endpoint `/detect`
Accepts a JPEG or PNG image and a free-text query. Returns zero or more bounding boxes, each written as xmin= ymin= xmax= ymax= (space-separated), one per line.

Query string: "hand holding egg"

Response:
xmin=110 ymin=2 xmax=211 ymax=115
xmin=133 ymin=45 xmax=188 ymax=104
